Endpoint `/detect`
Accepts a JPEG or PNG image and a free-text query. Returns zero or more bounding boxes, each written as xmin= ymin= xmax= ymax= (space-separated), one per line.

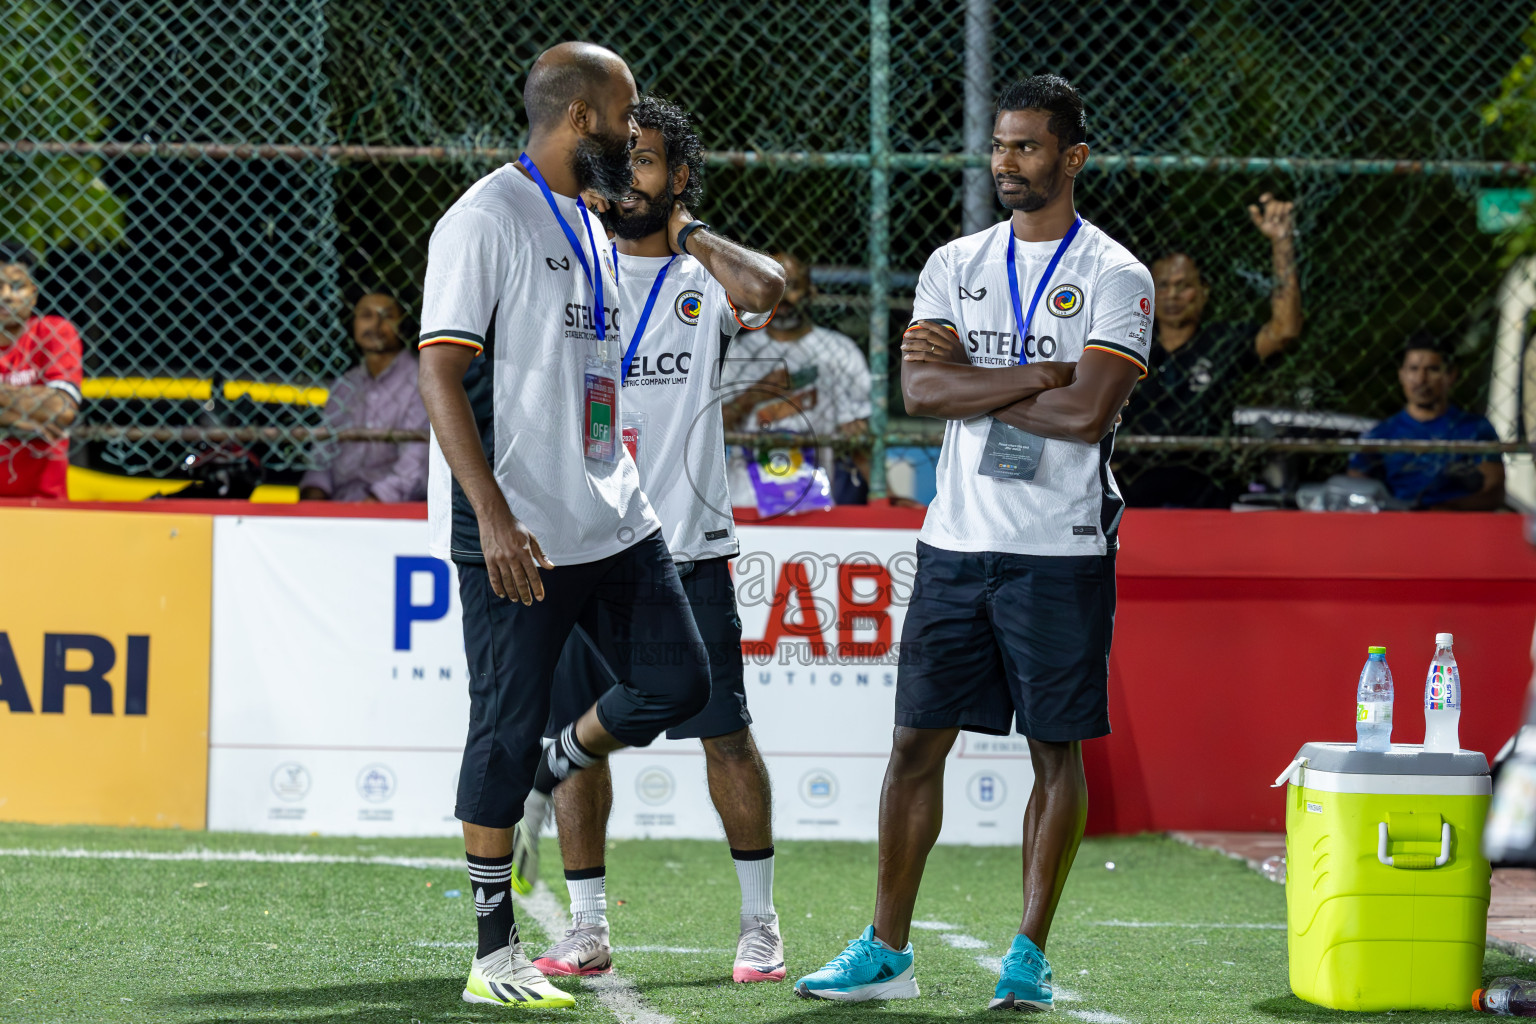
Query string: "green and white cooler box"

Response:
xmin=1274 ymin=741 xmax=1492 ymax=1011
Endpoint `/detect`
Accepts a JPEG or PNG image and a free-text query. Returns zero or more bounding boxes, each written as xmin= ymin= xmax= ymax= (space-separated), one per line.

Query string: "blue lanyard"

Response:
xmin=517 ymin=152 xmax=607 ymax=343
xmin=1006 ymin=215 xmax=1082 ymax=365
xmin=613 ymin=245 xmax=676 ymax=382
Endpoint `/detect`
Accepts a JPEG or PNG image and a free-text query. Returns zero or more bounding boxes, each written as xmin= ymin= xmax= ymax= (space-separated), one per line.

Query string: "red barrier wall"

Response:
xmin=1089 ymin=510 xmax=1536 ymax=834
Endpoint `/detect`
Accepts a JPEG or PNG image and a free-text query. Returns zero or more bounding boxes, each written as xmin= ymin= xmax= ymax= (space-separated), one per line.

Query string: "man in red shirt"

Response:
xmin=0 ymin=243 xmax=83 ymax=499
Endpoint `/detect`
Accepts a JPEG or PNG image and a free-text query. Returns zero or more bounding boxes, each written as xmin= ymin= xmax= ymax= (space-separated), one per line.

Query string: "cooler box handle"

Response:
xmin=1272 ymin=757 xmax=1306 ymax=788
xmin=1377 ymin=813 xmax=1451 ymax=869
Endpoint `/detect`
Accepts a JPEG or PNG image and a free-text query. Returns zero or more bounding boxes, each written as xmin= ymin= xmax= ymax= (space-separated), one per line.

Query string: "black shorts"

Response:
xmin=895 ymin=541 xmax=1115 ymax=742
xmin=454 ymin=531 xmax=710 ymax=828
xmin=546 ymin=556 xmax=749 ymax=742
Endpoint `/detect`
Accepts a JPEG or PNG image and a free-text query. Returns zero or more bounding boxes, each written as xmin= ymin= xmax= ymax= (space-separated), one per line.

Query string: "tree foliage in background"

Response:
xmin=0 ymin=0 xmax=124 ymax=253
xmin=1485 ymin=8 xmax=1536 ymax=266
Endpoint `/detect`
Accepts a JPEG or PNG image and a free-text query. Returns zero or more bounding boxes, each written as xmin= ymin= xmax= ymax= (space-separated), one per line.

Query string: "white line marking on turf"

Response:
xmin=515 ymin=881 xmax=673 ymax=1024
xmin=0 ymin=847 xmax=464 ymax=870
xmin=1092 ymin=920 xmax=1284 ymax=930
xmin=1069 ymin=1012 xmax=1128 ymax=1023
xmin=911 ymin=919 xmax=962 ymax=930
xmin=939 ymin=933 xmax=988 ymax=949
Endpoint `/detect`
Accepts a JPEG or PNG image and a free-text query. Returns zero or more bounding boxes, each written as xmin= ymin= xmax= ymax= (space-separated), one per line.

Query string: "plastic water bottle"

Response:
xmin=1474 ymin=977 xmax=1536 ymax=1015
xmin=1355 ymin=646 xmax=1393 ymax=752
xmin=1424 ymin=633 xmax=1462 ymax=753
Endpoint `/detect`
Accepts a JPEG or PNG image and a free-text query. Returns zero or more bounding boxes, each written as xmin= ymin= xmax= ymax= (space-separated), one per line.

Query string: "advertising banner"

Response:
xmin=0 ymin=508 xmax=212 ymax=828
xmin=207 ymin=517 xmax=1036 ymax=843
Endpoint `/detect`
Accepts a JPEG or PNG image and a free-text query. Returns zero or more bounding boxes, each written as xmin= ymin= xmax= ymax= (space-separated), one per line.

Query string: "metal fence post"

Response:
xmin=962 ymin=0 xmax=993 ymax=235
xmin=868 ymin=0 xmax=891 ymax=500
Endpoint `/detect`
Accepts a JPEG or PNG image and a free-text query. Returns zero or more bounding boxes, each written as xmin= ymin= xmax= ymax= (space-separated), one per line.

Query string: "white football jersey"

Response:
xmin=613 ymin=250 xmax=769 ymax=562
xmin=419 ymin=163 xmax=660 ymax=565
xmin=911 ymin=218 xmax=1154 ymax=556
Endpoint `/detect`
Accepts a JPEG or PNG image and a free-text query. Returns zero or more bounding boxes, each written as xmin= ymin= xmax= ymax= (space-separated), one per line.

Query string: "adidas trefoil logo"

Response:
xmin=474 ymin=886 xmax=506 ymax=917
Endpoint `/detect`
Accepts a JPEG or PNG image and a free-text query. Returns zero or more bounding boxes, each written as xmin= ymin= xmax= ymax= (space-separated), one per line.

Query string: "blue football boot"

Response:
xmin=794 ymin=925 xmax=918 ymax=1002
xmin=990 ymin=932 xmax=1052 ymax=1011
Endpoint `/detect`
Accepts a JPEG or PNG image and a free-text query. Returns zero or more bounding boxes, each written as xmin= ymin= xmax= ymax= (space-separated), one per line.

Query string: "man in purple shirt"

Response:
xmin=300 ymin=293 xmax=429 ymax=503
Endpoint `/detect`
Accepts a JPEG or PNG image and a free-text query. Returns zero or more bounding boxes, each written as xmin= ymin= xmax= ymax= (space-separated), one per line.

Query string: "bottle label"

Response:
xmin=1357 ymin=702 xmax=1392 ymax=724
xmin=1425 ymin=665 xmax=1459 ymax=710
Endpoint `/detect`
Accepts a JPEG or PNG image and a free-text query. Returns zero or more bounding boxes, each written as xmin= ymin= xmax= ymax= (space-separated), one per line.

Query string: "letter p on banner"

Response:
xmin=395 ymin=556 xmax=450 ymax=650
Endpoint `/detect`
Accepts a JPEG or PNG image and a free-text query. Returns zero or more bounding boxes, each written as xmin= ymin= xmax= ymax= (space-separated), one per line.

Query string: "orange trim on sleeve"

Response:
xmin=418 ymin=335 xmax=484 ymax=355
xmin=729 ymin=295 xmax=775 ymax=332
xmin=1084 ymin=344 xmax=1148 ymax=380
xmin=904 ymin=321 xmax=959 ymax=336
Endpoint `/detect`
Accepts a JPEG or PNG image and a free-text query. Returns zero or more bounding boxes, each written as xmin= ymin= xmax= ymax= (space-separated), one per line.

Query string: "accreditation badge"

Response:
xmin=977 ymin=419 xmax=1045 ymax=481
xmin=621 ymin=410 xmax=646 ymax=473
xmin=584 ymin=354 xmax=619 ymax=463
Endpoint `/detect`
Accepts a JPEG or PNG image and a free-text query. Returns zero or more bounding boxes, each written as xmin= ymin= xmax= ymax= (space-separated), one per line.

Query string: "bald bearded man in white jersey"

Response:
xmin=418 ymin=44 xmax=719 ymax=1010
xmin=797 ymin=75 xmax=1153 ymax=1012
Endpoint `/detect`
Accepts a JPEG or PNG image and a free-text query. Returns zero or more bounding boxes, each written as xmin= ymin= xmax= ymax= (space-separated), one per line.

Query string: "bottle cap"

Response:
xmin=1368 ymin=646 xmax=1386 ymax=655
xmin=1436 ymin=632 xmax=1454 ymax=647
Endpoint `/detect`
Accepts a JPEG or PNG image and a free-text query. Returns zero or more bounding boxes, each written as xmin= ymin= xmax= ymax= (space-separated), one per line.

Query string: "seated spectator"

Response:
xmin=0 ymin=242 xmax=83 ymax=499
xmin=1348 ymin=333 xmax=1504 ymax=510
xmin=300 ymin=293 xmax=428 ymax=503
xmin=1123 ymin=194 xmax=1302 ymax=507
xmin=722 ymin=252 xmax=872 ymax=506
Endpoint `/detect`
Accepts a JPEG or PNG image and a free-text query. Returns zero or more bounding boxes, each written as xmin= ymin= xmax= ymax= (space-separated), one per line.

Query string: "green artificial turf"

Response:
xmin=0 ymin=824 xmax=1528 ymax=1023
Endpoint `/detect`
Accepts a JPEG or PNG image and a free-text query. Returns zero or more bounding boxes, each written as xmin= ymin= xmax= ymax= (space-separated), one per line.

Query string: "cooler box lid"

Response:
xmin=1296 ymin=742 xmax=1488 ymax=777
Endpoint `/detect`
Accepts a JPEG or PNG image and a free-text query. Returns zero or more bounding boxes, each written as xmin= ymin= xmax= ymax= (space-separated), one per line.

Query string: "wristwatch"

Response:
xmin=677 ymin=219 xmax=709 ymax=254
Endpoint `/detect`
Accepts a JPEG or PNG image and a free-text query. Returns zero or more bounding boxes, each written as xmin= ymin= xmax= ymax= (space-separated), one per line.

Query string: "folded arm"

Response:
xmin=0 ymin=383 xmax=78 ymax=441
xmin=900 ymin=323 xmax=1074 ymax=420
xmin=990 ymin=349 xmax=1142 ymax=444
xmin=1426 ymin=460 xmax=1505 ymax=511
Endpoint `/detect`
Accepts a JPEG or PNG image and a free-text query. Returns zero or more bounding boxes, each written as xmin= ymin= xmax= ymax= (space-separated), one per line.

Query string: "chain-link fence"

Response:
xmin=2 ymin=0 xmax=1534 ymax=507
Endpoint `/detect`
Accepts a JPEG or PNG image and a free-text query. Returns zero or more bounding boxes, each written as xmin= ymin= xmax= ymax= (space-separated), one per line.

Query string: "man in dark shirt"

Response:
xmin=1122 ymin=194 xmax=1303 ymax=506
xmin=1348 ymin=333 xmax=1504 ymax=510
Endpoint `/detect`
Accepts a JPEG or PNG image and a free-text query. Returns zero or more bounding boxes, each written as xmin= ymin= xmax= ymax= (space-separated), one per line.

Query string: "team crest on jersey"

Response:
xmin=1048 ymin=284 xmax=1084 ymax=318
xmin=674 ymin=290 xmax=703 ymax=326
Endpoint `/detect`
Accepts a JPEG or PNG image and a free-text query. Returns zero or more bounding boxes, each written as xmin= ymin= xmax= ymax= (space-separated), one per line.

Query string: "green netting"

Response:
xmin=1 ymin=0 xmax=1532 ymax=501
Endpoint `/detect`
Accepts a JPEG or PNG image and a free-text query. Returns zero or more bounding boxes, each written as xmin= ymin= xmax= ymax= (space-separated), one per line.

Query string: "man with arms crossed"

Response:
xmin=512 ymin=96 xmax=789 ymax=985
xmin=417 ymin=44 xmax=712 ymax=1010
xmin=796 ymin=75 xmax=1153 ymax=1012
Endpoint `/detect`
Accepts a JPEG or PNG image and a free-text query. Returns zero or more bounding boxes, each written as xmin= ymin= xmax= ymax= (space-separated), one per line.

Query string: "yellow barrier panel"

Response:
xmin=80 ymin=377 xmax=331 ymax=406
xmin=66 ymin=465 xmax=192 ymax=501
xmin=222 ymin=380 xmax=329 ymax=407
xmin=0 ymin=508 xmax=213 ymax=828
xmin=79 ymin=377 xmax=213 ymax=401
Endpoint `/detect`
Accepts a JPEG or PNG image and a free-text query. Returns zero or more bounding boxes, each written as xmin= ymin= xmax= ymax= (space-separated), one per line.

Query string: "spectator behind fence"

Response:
xmin=299 ymin=293 xmax=428 ymax=503
xmin=0 ymin=242 xmax=83 ymax=499
xmin=1347 ymin=332 xmax=1504 ymax=510
xmin=1121 ymin=194 xmax=1302 ymax=507
xmin=722 ymin=251 xmax=873 ymax=505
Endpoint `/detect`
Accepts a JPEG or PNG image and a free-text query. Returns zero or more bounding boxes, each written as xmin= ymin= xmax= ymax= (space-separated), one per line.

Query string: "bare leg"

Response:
xmin=573 ymin=705 xmax=624 ymax=756
xmin=463 ymin=822 xmax=512 ymax=858
xmin=702 ymin=728 xmax=773 ymax=850
xmin=553 ymin=758 xmax=612 ymax=871
xmin=871 ymin=726 xmax=959 ymax=949
xmin=1017 ymin=738 xmax=1087 ymax=950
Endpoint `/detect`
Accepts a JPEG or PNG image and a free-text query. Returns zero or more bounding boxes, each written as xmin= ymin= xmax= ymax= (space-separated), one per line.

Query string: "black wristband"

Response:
xmin=677 ymin=219 xmax=709 ymax=254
